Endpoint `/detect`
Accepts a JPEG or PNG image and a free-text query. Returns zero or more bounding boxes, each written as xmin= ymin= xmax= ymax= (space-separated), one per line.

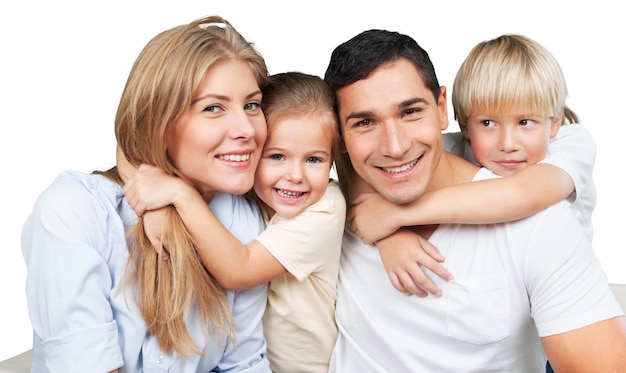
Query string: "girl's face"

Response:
xmin=166 ymin=58 xmax=267 ymax=200
xmin=463 ymin=109 xmax=561 ymax=177
xmin=254 ymin=113 xmax=334 ymax=218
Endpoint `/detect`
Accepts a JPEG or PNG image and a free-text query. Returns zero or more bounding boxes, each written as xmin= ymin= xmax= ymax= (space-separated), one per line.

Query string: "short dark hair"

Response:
xmin=324 ymin=29 xmax=441 ymax=102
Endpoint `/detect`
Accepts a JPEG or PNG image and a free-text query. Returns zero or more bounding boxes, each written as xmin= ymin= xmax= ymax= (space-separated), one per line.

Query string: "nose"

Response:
xmin=231 ymin=110 xmax=256 ymax=140
xmin=380 ymin=121 xmax=411 ymax=158
xmin=286 ymin=160 xmax=303 ymax=183
xmin=498 ymin=126 xmax=520 ymax=152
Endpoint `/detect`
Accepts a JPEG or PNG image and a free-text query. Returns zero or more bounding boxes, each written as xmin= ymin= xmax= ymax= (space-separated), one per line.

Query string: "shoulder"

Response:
xmin=551 ymin=124 xmax=596 ymax=151
xmin=31 ymin=171 xmax=122 ymax=215
xmin=23 ymin=171 xmax=125 ymax=245
xmin=298 ymin=181 xmax=346 ymax=222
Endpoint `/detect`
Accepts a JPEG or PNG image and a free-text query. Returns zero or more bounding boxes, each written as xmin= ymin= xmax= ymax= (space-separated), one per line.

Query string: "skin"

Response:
xmin=337 ymin=59 xmax=454 ymax=205
xmin=165 ymin=58 xmax=267 ymax=200
xmin=463 ymin=110 xmax=561 ymax=177
xmin=337 ymin=57 xmax=626 ymax=372
xmin=124 ymin=113 xmax=336 ymax=290
xmin=254 ymin=113 xmax=334 ymax=218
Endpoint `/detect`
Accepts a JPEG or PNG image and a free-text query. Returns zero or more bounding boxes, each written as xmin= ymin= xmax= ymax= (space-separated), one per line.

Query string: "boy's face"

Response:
xmin=336 ymin=58 xmax=449 ymax=205
xmin=253 ymin=113 xmax=334 ymax=218
xmin=462 ymin=110 xmax=561 ymax=177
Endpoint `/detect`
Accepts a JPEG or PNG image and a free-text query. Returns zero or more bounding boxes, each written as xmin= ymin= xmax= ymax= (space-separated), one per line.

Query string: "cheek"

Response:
xmin=467 ymin=134 xmax=492 ymax=159
xmin=309 ymin=167 xmax=332 ymax=193
xmin=525 ymin=141 xmax=549 ymax=162
xmin=253 ymin=117 xmax=268 ymax=145
xmin=254 ymin=161 xmax=280 ymax=189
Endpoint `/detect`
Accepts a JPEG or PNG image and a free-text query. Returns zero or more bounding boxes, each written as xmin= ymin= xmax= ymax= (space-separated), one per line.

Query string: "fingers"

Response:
xmin=419 ymin=236 xmax=445 ymax=262
xmin=388 ymin=273 xmax=412 ymax=296
xmin=400 ymin=269 xmax=439 ymax=297
xmin=147 ymin=233 xmax=170 ymax=261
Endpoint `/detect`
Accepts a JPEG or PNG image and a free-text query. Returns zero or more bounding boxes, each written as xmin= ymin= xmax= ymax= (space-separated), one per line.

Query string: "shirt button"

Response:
xmin=156 ymin=354 xmax=164 ymax=364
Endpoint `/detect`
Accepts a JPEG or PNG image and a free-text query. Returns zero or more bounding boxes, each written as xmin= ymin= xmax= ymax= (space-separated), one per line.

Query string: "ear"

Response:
xmin=550 ymin=115 xmax=563 ymax=138
xmin=438 ymin=86 xmax=449 ymax=131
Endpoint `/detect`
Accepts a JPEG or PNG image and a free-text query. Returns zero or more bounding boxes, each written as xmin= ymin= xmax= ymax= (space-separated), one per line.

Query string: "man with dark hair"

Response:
xmin=325 ymin=29 xmax=626 ymax=372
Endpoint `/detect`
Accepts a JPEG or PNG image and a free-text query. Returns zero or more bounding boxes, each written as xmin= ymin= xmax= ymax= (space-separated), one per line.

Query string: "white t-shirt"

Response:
xmin=443 ymin=124 xmax=596 ymax=241
xmin=256 ymin=181 xmax=346 ymax=373
xmin=330 ymin=168 xmax=621 ymax=372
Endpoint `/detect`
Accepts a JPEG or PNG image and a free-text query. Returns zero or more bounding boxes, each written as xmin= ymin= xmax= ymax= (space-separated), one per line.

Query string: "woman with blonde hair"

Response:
xmin=22 ymin=15 xmax=271 ymax=372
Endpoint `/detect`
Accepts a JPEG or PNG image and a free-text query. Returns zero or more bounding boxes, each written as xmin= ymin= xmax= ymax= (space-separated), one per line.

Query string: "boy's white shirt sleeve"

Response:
xmin=541 ymin=124 xmax=596 ymax=203
xmin=541 ymin=124 xmax=597 ymax=239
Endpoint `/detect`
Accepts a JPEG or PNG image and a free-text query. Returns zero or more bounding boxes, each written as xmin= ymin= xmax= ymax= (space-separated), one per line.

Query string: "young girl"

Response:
xmin=348 ymin=34 xmax=596 ymax=297
xmin=21 ymin=16 xmax=272 ymax=372
xmin=124 ymin=72 xmax=346 ymax=373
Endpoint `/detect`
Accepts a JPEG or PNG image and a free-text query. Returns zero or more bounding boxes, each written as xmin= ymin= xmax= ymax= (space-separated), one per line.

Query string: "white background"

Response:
xmin=1 ymin=0 xmax=623 ymax=361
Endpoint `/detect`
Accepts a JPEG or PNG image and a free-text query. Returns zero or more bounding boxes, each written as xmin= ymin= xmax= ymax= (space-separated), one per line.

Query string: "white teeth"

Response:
xmin=219 ymin=153 xmax=251 ymax=162
xmin=277 ymin=189 xmax=304 ymax=198
xmin=382 ymin=159 xmax=418 ymax=173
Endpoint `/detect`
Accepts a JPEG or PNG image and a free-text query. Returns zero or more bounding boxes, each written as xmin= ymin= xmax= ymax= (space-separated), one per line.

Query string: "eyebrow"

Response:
xmin=191 ymin=90 xmax=262 ymax=105
xmin=343 ymin=97 xmax=429 ymax=123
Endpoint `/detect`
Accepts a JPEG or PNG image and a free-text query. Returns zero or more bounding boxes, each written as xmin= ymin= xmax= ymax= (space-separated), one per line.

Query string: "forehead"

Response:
xmin=336 ymin=58 xmax=433 ymax=121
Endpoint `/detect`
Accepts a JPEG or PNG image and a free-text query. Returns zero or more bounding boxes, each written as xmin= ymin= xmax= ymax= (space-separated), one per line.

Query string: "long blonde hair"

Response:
xmin=95 ymin=15 xmax=268 ymax=356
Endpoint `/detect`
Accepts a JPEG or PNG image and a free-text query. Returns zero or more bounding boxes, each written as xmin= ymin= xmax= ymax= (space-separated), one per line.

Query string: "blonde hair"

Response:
xmin=452 ymin=34 xmax=578 ymax=129
xmin=255 ymin=72 xmax=347 ymax=214
xmin=95 ymin=15 xmax=268 ymax=356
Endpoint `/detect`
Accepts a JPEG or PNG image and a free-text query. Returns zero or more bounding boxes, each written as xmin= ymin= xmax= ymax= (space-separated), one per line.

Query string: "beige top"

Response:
xmin=256 ymin=182 xmax=345 ymax=373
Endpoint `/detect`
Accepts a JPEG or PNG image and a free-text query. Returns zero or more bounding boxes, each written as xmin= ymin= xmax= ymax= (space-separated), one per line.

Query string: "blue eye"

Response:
xmin=306 ymin=156 xmax=322 ymax=164
xmin=269 ymin=154 xmax=285 ymax=161
xmin=202 ymin=105 xmax=223 ymax=114
xmin=245 ymin=102 xmax=261 ymax=111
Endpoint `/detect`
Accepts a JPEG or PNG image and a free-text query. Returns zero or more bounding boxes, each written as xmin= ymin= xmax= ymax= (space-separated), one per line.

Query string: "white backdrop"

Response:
xmin=1 ymin=0 xmax=624 ymax=361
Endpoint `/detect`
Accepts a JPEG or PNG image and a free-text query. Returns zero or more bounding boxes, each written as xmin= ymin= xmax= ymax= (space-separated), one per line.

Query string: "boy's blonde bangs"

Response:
xmin=452 ymin=34 xmax=568 ymax=128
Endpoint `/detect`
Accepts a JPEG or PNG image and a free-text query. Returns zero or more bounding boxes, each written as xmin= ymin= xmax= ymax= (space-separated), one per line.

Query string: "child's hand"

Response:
xmin=123 ymin=164 xmax=192 ymax=216
xmin=348 ymin=193 xmax=401 ymax=244
xmin=142 ymin=208 xmax=170 ymax=261
xmin=375 ymin=228 xmax=453 ymax=297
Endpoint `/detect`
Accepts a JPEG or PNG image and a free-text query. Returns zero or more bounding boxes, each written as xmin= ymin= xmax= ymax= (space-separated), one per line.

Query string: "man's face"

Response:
xmin=336 ymin=58 xmax=448 ymax=204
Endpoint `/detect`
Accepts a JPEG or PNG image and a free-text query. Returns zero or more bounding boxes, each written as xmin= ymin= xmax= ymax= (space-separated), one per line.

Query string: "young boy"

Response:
xmin=124 ymin=72 xmax=346 ymax=373
xmin=347 ymin=34 xmax=596 ymax=297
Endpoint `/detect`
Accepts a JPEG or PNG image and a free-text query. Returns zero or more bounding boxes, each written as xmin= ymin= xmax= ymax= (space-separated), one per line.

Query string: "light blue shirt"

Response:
xmin=22 ymin=170 xmax=271 ymax=372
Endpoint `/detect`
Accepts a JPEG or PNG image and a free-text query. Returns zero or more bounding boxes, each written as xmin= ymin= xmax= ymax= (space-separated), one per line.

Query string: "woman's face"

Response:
xmin=166 ymin=58 xmax=267 ymax=200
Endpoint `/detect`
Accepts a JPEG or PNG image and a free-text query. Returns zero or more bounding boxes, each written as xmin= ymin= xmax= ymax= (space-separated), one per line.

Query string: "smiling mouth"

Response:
xmin=218 ymin=153 xmax=251 ymax=162
xmin=276 ymin=189 xmax=305 ymax=198
xmin=381 ymin=158 xmax=418 ymax=174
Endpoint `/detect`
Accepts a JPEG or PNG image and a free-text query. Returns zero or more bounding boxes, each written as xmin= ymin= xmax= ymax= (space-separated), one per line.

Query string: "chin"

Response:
xmin=222 ymin=182 xmax=254 ymax=196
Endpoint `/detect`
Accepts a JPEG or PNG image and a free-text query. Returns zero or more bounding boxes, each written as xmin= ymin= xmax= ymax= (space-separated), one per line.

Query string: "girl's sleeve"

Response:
xmin=255 ymin=183 xmax=346 ymax=281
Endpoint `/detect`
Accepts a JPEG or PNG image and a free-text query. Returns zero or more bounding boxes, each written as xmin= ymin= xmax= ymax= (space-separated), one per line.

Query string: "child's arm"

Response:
xmin=124 ymin=165 xmax=286 ymax=290
xmin=349 ymin=163 xmax=574 ymax=243
xmin=374 ymin=227 xmax=452 ymax=297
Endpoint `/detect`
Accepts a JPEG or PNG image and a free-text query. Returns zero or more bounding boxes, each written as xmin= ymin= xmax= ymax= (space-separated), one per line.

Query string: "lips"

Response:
xmin=381 ymin=158 xmax=418 ymax=174
xmin=495 ymin=160 xmax=523 ymax=168
xmin=276 ymin=188 xmax=305 ymax=198
xmin=218 ymin=153 xmax=251 ymax=162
